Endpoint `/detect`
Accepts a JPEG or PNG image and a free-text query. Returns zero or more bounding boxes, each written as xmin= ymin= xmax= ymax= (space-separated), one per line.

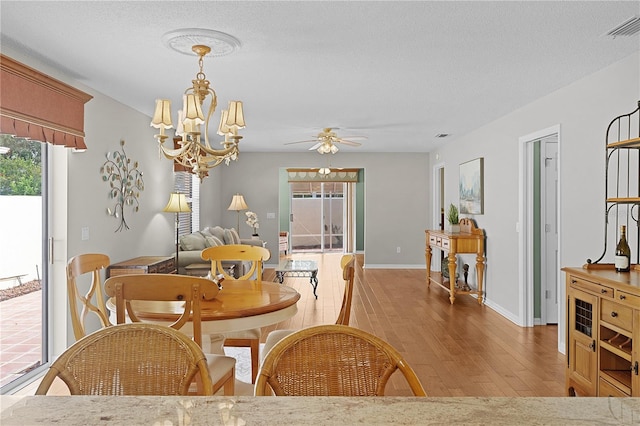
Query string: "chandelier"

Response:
xmin=150 ymin=44 xmax=245 ymax=181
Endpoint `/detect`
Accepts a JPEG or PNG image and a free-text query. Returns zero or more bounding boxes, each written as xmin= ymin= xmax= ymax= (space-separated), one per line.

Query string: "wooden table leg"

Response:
xmin=476 ymin=254 xmax=485 ymax=305
xmin=425 ymin=245 xmax=432 ymax=287
xmin=448 ymin=253 xmax=457 ymax=304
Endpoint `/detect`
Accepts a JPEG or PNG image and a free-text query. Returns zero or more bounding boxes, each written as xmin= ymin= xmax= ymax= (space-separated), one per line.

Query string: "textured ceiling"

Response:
xmin=1 ymin=1 xmax=638 ymax=153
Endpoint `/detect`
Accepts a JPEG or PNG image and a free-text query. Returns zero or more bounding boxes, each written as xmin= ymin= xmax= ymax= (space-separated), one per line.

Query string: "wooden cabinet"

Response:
xmin=425 ymin=218 xmax=485 ymax=305
xmin=563 ymin=267 xmax=640 ymax=397
xmin=563 ymin=102 xmax=640 ymax=397
xmin=106 ymin=256 xmax=176 ymax=278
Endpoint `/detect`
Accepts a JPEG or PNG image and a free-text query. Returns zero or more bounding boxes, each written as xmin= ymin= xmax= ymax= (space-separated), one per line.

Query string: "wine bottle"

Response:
xmin=615 ymin=225 xmax=631 ymax=272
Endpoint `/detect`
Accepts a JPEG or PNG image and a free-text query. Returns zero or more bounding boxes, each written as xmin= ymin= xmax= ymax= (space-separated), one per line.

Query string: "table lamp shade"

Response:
xmin=163 ymin=193 xmax=191 ymax=213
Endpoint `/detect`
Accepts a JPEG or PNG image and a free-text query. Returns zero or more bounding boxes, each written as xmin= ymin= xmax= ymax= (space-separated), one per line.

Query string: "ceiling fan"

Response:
xmin=284 ymin=128 xmax=366 ymax=154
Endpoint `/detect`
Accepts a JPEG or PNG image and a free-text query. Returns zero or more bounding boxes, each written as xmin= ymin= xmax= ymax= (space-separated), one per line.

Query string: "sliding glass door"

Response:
xmin=289 ymin=181 xmax=345 ymax=253
xmin=0 ymin=136 xmax=49 ymax=393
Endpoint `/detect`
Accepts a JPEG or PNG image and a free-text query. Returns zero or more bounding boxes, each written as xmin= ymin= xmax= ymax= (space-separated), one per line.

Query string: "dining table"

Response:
xmin=105 ymin=279 xmax=300 ymax=353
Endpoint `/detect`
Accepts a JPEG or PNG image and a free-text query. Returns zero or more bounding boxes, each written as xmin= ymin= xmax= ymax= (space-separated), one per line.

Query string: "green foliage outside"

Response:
xmin=0 ymin=134 xmax=42 ymax=195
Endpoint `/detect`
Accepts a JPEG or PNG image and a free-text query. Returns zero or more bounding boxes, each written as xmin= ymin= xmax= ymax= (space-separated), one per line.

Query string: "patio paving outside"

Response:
xmin=0 ymin=290 xmax=42 ymax=389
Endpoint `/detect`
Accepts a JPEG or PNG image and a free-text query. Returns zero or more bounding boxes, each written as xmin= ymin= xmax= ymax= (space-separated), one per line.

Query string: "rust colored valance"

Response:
xmin=0 ymin=54 xmax=93 ymax=150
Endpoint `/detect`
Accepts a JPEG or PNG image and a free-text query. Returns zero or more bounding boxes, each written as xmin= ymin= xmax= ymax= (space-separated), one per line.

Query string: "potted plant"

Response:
xmin=446 ymin=203 xmax=460 ymax=233
xmin=245 ymin=211 xmax=260 ymax=239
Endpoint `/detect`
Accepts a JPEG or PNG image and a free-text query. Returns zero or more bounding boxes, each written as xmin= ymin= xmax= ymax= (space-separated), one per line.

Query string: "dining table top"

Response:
xmin=106 ymin=279 xmax=300 ymax=334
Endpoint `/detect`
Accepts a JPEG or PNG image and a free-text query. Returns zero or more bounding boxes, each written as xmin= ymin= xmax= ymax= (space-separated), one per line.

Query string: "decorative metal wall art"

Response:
xmin=100 ymin=139 xmax=144 ymax=232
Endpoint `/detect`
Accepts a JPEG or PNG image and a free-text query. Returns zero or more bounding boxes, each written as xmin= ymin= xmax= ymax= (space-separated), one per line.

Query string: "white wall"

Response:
xmin=429 ymin=52 xmax=639 ymax=334
xmin=0 ymin=196 xmax=41 ymax=287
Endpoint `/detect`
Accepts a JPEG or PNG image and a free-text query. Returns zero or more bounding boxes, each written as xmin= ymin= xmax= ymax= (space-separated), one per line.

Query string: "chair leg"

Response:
xmin=224 ymin=368 xmax=235 ymax=396
xmin=250 ymin=339 xmax=259 ymax=384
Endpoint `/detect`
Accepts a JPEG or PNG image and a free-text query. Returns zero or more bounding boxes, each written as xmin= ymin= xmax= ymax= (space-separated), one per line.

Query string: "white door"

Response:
xmin=542 ymin=140 xmax=559 ymax=324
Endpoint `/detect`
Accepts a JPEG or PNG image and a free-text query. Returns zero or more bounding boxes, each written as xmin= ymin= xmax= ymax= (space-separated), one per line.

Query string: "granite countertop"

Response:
xmin=2 ymin=396 xmax=639 ymax=425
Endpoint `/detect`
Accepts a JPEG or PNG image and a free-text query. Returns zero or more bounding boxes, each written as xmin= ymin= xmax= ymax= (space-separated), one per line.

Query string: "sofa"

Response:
xmin=175 ymin=226 xmax=266 ymax=276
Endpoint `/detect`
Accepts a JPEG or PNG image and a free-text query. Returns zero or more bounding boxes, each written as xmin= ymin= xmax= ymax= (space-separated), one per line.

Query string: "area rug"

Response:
xmin=223 ymin=344 xmax=264 ymax=396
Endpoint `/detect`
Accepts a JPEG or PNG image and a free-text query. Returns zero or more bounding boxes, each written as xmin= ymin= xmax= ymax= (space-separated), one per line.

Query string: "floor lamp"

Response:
xmin=163 ymin=192 xmax=191 ymax=269
xmin=228 ymin=193 xmax=248 ymax=235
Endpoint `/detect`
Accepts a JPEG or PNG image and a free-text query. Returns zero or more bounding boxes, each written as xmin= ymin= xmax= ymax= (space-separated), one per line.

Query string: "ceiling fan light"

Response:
xmin=330 ymin=145 xmax=339 ymax=154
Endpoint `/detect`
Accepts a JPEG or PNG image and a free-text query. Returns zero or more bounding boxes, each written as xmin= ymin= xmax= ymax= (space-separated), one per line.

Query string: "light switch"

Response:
xmin=81 ymin=227 xmax=89 ymax=241
xmin=266 ymin=212 xmax=276 ymax=219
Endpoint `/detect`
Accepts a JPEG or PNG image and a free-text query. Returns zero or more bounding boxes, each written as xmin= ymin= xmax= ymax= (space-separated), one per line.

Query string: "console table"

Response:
xmin=425 ymin=218 xmax=485 ymax=304
xmin=106 ymin=256 xmax=176 ymax=278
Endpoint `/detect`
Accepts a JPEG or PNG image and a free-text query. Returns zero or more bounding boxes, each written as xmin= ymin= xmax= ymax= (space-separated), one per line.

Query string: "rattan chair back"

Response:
xmin=67 ymin=253 xmax=112 ymax=340
xmin=255 ymin=324 xmax=427 ymax=396
xmin=35 ymin=323 xmax=213 ymax=395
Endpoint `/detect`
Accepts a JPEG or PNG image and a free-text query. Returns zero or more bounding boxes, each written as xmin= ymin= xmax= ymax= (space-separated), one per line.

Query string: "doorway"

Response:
xmin=518 ymin=126 xmax=561 ymax=333
xmin=289 ymin=181 xmax=346 ymax=253
xmin=430 ymin=162 xmax=445 ymax=271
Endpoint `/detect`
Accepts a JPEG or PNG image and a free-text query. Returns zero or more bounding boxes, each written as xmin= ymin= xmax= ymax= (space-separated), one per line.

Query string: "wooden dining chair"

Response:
xmin=201 ymin=244 xmax=271 ymax=383
xmin=261 ymin=254 xmax=357 ymax=364
xmin=255 ymin=324 xmax=427 ymax=397
xmin=67 ymin=253 xmax=112 ymax=340
xmin=36 ymin=323 xmax=214 ymax=396
xmin=201 ymin=244 xmax=270 ymax=281
xmin=104 ymin=273 xmax=236 ymax=396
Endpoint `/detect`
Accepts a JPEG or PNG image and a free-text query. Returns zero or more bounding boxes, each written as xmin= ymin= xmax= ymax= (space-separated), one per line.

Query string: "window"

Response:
xmin=173 ymin=172 xmax=199 ymax=235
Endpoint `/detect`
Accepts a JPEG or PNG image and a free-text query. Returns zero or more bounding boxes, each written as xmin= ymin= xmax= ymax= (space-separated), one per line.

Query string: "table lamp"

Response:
xmin=163 ymin=192 xmax=191 ymax=268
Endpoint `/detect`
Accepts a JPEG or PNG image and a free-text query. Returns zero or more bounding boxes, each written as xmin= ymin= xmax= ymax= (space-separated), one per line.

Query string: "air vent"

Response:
xmin=605 ymin=15 xmax=640 ymax=37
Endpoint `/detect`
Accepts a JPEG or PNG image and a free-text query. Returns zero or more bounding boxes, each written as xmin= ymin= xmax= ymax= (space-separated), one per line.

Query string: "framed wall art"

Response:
xmin=459 ymin=157 xmax=484 ymax=215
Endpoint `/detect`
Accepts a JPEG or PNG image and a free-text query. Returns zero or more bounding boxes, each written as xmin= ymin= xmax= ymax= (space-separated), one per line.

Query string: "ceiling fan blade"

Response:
xmin=284 ymin=139 xmax=319 ymax=145
xmin=335 ymin=138 xmax=362 ymax=147
xmin=338 ymin=135 xmax=367 ymax=140
xmin=308 ymin=142 xmax=323 ymax=151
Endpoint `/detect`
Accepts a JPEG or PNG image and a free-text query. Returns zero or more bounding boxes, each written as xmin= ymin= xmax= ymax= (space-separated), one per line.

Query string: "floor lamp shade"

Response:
xmin=163 ymin=193 xmax=192 ymax=213
xmin=228 ymin=193 xmax=248 ymax=233
xmin=227 ymin=193 xmax=248 ymax=211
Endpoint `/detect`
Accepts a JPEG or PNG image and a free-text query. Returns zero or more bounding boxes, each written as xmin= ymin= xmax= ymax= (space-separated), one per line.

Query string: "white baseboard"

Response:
xmin=363 ymin=264 xmax=425 ymax=269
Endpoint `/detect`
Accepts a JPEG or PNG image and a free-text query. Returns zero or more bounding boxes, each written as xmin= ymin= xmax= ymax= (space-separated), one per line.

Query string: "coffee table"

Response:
xmin=274 ymin=259 xmax=319 ymax=299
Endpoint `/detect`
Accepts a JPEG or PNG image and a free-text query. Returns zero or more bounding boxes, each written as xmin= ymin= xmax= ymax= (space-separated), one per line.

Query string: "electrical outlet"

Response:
xmin=396 ymin=246 xmax=401 ymax=254
xmin=266 ymin=212 xmax=275 ymax=219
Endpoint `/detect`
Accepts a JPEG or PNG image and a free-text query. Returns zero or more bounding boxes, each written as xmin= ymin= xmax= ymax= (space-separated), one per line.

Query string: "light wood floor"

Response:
xmin=20 ymin=252 xmax=566 ymax=397
xmin=262 ymin=253 xmax=566 ymax=397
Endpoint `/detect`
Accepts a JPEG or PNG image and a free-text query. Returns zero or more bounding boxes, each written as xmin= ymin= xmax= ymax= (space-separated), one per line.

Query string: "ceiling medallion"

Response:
xmin=162 ymin=28 xmax=241 ymax=57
